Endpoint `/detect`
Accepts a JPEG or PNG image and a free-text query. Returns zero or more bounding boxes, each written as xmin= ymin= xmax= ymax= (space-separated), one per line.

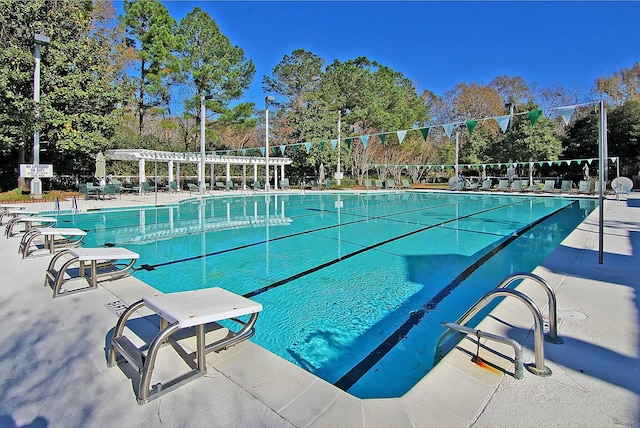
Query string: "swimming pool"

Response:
xmin=57 ymin=192 xmax=597 ymax=398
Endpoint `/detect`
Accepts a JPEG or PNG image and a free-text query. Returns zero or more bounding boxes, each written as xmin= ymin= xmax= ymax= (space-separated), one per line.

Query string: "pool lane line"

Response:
xmin=332 ymin=201 xmax=575 ymax=392
xmin=138 ymin=197 xmax=502 ymax=270
xmin=241 ymin=201 xmax=526 ymax=299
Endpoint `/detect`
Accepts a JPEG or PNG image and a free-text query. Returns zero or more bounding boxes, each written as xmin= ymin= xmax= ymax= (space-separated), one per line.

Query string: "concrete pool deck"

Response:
xmin=0 ymin=189 xmax=638 ymax=427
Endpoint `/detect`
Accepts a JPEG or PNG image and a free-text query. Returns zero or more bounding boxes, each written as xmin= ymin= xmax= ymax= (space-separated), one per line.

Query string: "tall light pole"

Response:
xmin=200 ymin=94 xmax=213 ymax=196
xmin=337 ymin=109 xmax=342 ymax=186
xmin=31 ymin=33 xmax=49 ymax=198
xmin=455 ymin=131 xmax=459 ymax=177
xmin=265 ymin=95 xmax=275 ymax=191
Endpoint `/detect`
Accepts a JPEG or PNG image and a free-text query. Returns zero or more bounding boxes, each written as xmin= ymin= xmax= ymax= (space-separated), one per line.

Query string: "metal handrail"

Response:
xmin=435 ymin=288 xmax=552 ymax=377
xmin=441 ymin=322 xmax=524 ymax=379
xmin=496 ymin=272 xmax=563 ymax=344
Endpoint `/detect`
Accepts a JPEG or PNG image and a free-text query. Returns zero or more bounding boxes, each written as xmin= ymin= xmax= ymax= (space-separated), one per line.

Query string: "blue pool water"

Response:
xmin=56 ymin=192 xmax=597 ymax=398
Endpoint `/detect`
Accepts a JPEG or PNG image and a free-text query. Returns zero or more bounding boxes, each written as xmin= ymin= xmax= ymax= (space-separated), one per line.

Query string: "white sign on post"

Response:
xmin=20 ymin=164 xmax=54 ymax=178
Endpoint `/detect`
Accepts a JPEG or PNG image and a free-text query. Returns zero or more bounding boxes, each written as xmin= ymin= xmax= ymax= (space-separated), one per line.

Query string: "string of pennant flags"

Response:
xmin=209 ymin=101 xmax=600 ymax=158
xmin=366 ymin=156 xmax=619 ymax=172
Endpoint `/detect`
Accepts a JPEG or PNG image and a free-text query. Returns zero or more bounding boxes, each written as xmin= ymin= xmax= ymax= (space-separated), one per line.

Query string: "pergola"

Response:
xmin=104 ymin=149 xmax=293 ymax=191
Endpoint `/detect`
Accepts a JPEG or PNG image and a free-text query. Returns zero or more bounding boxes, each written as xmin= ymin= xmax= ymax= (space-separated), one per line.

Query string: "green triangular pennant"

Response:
xmin=466 ymin=120 xmax=478 ymax=134
xmin=292 ymin=145 xmax=298 ymax=154
xmin=320 ymin=141 xmax=325 ymax=150
xmin=419 ymin=128 xmax=429 ymax=141
xmin=527 ymin=110 xmax=542 ymax=126
xmin=346 ymin=138 xmax=352 ymax=149
xmin=379 ymin=133 xmax=387 ymax=144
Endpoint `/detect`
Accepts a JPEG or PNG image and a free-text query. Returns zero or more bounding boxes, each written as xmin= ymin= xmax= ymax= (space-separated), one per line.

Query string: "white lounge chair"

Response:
xmin=108 ymin=287 xmax=262 ymax=404
xmin=44 ymin=247 xmax=139 ymax=297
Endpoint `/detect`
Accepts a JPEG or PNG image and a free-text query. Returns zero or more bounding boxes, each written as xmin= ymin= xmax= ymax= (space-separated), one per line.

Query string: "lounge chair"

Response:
xmin=44 ymin=247 xmax=139 ymax=297
xmin=385 ymin=179 xmax=397 ymax=190
xmin=449 ymin=177 xmax=464 ymax=191
xmin=162 ymin=181 xmax=178 ymax=193
xmin=132 ymin=181 xmax=151 ymax=195
xmin=80 ymin=183 xmax=100 ymax=200
xmin=225 ymin=180 xmax=236 ymax=191
xmin=577 ymin=180 xmax=591 ymax=194
xmin=523 ymin=180 xmax=542 ymax=192
xmin=364 ymin=179 xmax=372 ymax=190
xmin=375 ymin=180 xmax=384 ymax=190
xmin=108 ymin=287 xmax=262 ymax=404
xmin=252 ymin=180 xmax=262 ymax=190
xmin=541 ymin=180 xmax=556 ymax=192
xmin=401 ymin=179 xmax=411 ymax=189
xmin=102 ymin=183 xmax=120 ymax=199
xmin=510 ymin=179 xmax=524 ymax=192
xmin=495 ymin=179 xmax=510 ymax=191
xmin=480 ymin=179 xmax=492 ymax=191
xmin=280 ymin=178 xmax=290 ymax=190
xmin=559 ymin=180 xmax=573 ymax=193
xmin=187 ymin=183 xmax=199 ymax=195
xmin=464 ymin=178 xmax=480 ymax=191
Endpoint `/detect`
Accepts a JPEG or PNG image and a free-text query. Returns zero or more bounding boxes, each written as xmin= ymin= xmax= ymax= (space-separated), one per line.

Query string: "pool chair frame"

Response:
xmin=44 ymin=247 xmax=139 ymax=297
xmin=107 ymin=288 xmax=262 ymax=404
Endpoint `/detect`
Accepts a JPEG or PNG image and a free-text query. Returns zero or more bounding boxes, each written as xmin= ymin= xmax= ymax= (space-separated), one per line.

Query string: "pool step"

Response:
xmin=111 ymin=336 xmax=145 ymax=372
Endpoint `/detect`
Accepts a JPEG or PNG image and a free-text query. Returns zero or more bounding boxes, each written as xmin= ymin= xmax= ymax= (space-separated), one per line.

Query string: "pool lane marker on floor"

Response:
xmin=129 ymin=197 xmax=487 ymax=272
xmin=242 ymin=201 xmax=521 ymax=299
xmin=332 ymin=201 xmax=574 ymax=392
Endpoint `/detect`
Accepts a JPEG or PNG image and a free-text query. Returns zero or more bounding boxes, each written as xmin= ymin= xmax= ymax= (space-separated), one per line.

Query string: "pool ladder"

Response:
xmin=435 ymin=272 xmax=563 ymax=379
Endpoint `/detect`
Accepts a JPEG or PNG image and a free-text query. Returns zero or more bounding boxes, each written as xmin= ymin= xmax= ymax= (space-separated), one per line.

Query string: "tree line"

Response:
xmin=0 ymin=0 xmax=638 ymax=191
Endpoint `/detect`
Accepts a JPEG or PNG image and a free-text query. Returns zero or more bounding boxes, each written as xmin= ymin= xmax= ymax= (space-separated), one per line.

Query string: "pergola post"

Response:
xmin=273 ymin=166 xmax=278 ymax=190
xmin=138 ymin=159 xmax=146 ymax=194
xmin=168 ymin=160 xmax=174 ymax=185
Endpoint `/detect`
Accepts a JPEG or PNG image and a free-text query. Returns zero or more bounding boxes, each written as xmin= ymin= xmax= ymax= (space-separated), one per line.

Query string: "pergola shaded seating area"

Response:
xmin=105 ymin=149 xmax=292 ymax=193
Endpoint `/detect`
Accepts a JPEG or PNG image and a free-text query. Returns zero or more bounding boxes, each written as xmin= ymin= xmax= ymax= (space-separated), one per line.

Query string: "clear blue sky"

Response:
xmin=114 ymin=1 xmax=640 ymax=107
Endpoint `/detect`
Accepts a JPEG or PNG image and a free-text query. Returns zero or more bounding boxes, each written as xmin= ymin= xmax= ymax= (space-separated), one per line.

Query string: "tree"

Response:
xmin=594 ymin=62 xmax=640 ymax=106
xmin=605 ymin=100 xmax=640 ymax=176
xmin=0 ymin=0 xmax=130 ymax=189
xmin=122 ymin=0 xmax=176 ymax=135
xmin=487 ymin=103 xmax=562 ymax=183
xmin=489 ymin=75 xmax=532 ymax=107
xmin=176 ymin=7 xmax=255 ymax=151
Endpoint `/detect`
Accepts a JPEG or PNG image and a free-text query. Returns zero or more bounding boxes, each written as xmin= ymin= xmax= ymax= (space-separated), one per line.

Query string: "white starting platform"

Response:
xmin=108 ymin=287 xmax=263 ymax=404
xmin=19 ymin=227 xmax=87 ymax=258
xmin=5 ymin=215 xmax=57 ymax=237
xmin=44 ymin=247 xmax=139 ymax=297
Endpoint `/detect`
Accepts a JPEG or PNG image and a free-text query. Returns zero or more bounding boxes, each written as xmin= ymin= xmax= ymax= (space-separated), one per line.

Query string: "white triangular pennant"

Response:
xmin=397 ymin=130 xmax=407 ymax=144
xmin=331 ymin=139 xmax=337 ymax=150
xmin=495 ymin=115 xmax=511 ymax=133
xmin=557 ymin=105 xmax=577 ymax=126
xmin=259 ymin=147 xmax=265 ymax=156
xmin=279 ymin=145 xmax=285 ymax=154
xmin=361 ymin=135 xmax=369 ymax=148
xmin=304 ymin=142 xmax=311 ymax=152
xmin=443 ymin=123 xmax=454 ymax=137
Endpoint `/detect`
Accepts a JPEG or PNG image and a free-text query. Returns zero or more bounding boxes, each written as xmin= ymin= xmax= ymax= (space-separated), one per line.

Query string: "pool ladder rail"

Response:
xmin=435 ymin=272 xmax=563 ymax=379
